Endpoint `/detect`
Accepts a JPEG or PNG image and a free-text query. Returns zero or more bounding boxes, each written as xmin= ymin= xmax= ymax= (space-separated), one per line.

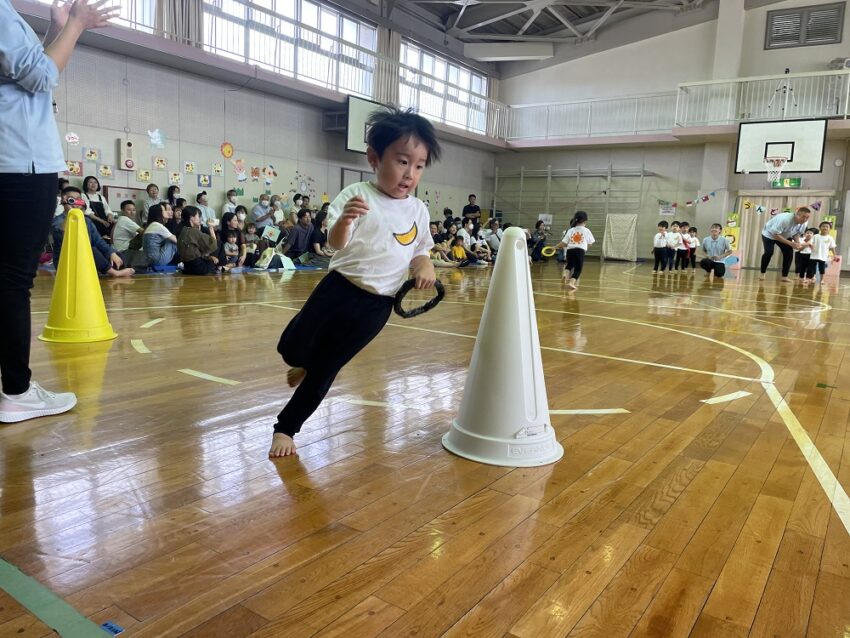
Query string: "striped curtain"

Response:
xmin=375 ymin=26 xmax=400 ymax=106
xmin=157 ymin=0 xmax=204 ymax=48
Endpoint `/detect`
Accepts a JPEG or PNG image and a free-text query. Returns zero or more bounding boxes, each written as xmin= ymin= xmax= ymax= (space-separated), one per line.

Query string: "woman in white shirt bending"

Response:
xmin=553 ymin=211 xmax=595 ymax=290
xmin=82 ymin=175 xmax=113 ymax=236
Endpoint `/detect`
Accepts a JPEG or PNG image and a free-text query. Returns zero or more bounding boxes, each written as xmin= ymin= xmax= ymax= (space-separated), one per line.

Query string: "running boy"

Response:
xmin=553 ymin=211 xmax=594 ymax=289
xmin=804 ymin=221 xmax=837 ymax=285
xmin=269 ymin=108 xmax=440 ymax=457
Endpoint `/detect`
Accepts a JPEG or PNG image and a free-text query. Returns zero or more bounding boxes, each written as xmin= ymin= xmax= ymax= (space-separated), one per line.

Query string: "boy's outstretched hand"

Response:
xmin=340 ymin=196 xmax=369 ymax=224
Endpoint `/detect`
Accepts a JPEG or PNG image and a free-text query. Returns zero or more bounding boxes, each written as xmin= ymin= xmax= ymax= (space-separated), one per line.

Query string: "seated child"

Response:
xmin=223 ymin=230 xmax=240 ymax=265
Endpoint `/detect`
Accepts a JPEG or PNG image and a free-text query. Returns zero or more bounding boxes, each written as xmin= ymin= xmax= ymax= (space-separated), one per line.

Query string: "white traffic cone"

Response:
xmin=442 ymin=227 xmax=563 ymax=467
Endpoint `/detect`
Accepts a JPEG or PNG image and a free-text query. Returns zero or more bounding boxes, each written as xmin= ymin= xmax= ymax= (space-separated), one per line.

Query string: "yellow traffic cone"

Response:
xmin=39 ymin=208 xmax=117 ymax=343
xmin=442 ymin=227 xmax=563 ymax=467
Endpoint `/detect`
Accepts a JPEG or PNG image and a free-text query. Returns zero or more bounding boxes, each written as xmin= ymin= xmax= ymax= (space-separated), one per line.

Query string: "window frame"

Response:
xmin=764 ymin=2 xmax=845 ymax=50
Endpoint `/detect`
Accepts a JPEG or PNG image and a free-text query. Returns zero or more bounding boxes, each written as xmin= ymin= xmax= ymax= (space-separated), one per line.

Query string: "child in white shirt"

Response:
xmin=652 ymin=221 xmax=669 ymax=273
xmin=795 ymin=227 xmax=815 ymax=280
xmin=553 ymin=211 xmax=594 ymax=289
xmin=688 ymin=227 xmax=700 ymax=272
xmin=269 ymin=108 xmax=440 ymax=458
xmin=804 ymin=221 xmax=837 ymax=285
xmin=667 ymin=221 xmax=684 ymax=271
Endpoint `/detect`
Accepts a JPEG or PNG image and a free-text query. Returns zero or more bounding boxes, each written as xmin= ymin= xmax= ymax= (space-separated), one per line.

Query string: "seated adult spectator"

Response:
xmin=164 ymin=201 xmax=181 ymax=236
xmin=222 ymin=189 xmax=238 ymax=218
xmin=305 ymin=208 xmax=333 ymax=266
xmin=166 ymin=185 xmax=181 ymax=208
xmin=429 ymin=222 xmax=440 ymax=243
xmin=280 ymin=208 xmax=313 ymax=260
xmin=462 ymin=193 xmax=481 ymax=221
xmin=112 ymin=200 xmax=143 ymax=251
xmin=52 ymin=186 xmax=133 ymax=277
xmin=81 ymin=175 xmax=113 ymax=237
xmin=443 ymin=207 xmax=454 ymax=227
xmin=141 ymin=183 xmax=162 ymax=224
xmin=178 ymin=206 xmax=226 ymax=274
xmin=252 ymin=194 xmax=274 ymax=233
xmin=143 ymin=204 xmax=179 ymax=266
xmin=530 ymin=220 xmax=549 ymax=261
xmin=216 ymin=211 xmax=253 ymax=268
xmin=484 ymin=218 xmax=502 ymax=253
xmin=195 ymin=191 xmax=217 ymax=228
xmin=235 ymin=205 xmax=248 ymax=230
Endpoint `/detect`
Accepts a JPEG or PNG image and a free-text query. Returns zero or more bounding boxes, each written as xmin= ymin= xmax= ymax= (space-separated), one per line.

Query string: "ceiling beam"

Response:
xmin=517 ymin=8 xmax=542 ymax=35
xmin=546 ymin=6 xmax=584 ymax=37
xmin=583 ymin=0 xmax=623 ymax=39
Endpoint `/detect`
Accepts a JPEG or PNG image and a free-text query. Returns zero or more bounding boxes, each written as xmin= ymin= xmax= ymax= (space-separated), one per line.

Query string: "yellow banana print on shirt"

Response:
xmin=393 ymin=222 xmax=418 ymax=246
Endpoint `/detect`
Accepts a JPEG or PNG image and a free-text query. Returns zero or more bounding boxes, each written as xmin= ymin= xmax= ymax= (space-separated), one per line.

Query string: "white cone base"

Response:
xmin=442 ymin=420 xmax=564 ymax=468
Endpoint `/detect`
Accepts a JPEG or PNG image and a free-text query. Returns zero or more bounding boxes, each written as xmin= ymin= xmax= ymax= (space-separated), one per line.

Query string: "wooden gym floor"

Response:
xmin=1 ymin=262 xmax=849 ymax=637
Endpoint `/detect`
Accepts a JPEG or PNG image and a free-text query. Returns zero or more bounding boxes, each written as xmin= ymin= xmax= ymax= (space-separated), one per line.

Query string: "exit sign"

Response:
xmin=771 ymin=177 xmax=802 ymax=188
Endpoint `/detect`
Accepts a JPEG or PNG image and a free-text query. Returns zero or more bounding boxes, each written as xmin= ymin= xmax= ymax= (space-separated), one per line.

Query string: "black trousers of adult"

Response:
xmin=0 ymin=173 xmax=57 ymax=395
xmin=806 ymin=259 xmax=827 ymax=280
xmin=700 ymin=258 xmax=726 ymax=277
xmin=795 ymin=252 xmax=811 ymax=278
xmin=653 ymin=247 xmax=667 ymax=271
xmin=674 ymin=249 xmax=689 ymax=270
xmin=182 ymin=257 xmax=218 ymax=275
xmin=565 ymin=248 xmax=586 ymax=280
xmin=275 ymin=271 xmax=394 ymax=436
xmin=760 ymin=236 xmax=794 ymax=276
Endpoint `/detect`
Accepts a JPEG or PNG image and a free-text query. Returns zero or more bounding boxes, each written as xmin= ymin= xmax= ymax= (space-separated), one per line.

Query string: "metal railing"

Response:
xmin=508 ymin=92 xmax=677 ymax=140
xmin=676 ymin=70 xmax=850 ymax=126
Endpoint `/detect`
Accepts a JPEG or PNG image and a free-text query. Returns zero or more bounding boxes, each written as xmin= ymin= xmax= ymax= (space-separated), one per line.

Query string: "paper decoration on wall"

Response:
xmin=183 ymin=161 xmax=196 ymax=174
xmin=264 ymin=188 xmax=272 ymax=196
xmin=755 ymin=204 xmax=766 ymax=214
xmin=321 ymin=192 xmax=330 ymax=204
xmin=136 ymin=168 xmax=152 ymax=182
xmin=235 ymin=187 xmax=244 ymax=196
xmin=263 ymin=165 xmax=277 ymax=186
xmin=66 ymin=160 xmax=82 ymax=176
xmin=220 ymin=142 xmax=234 ymax=159
xmin=65 ymin=132 xmax=80 ymax=146
xmin=726 ymin=211 xmax=739 ymax=228
xmin=98 ymin=164 xmax=114 ymax=179
xmin=744 ymin=200 xmax=752 ymax=210
xmin=198 ymin=174 xmax=212 ymax=188
xmin=213 ymin=163 xmax=224 ymax=176
xmin=290 ymin=170 xmax=317 ymax=200
xmin=169 ymin=172 xmax=182 ymax=185
xmin=811 ymin=201 xmax=822 ymax=211
xmin=148 ymin=129 xmax=166 ymax=149
xmin=769 ymin=208 xmax=779 ymax=216
xmin=154 ymin=157 xmax=167 ymax=170
xmin=232 ymin=159 xmax=247 ymax=182
xmin=84 ymin=147 xmax=100 ymax=162
xmin=250 ymin=167 xmax=261 ymax=182
xmin=252 ymin=196 xmax=259 ymax=203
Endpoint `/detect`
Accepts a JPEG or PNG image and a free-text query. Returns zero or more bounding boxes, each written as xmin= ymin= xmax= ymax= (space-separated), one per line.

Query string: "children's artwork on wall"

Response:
xmin=136 ymin=169 xmax=152 ymax=182
xmin=220 ymin=142 xmax=234 ymax=159
xmin=198 ymin=174 xmax=212 ymax=188
xmin=98 ymin=164 xmax=114 ymax=179
xmin=213 ymin=163 xmax=224 ymax=176
xmin=169 ymin=172 xmax=183 ymax=185
xmin=148 ymin=129 xmax=166 ymax=149
xmin=154 ymin=157 xmax=167 ymax=170
xmin=235 ymin=187 xmax=244 ymax=196
xmin=232 ymin=159 xmax=247 ymax=182
xmin=183 ymin=161 xmax=196 ymax=174
xmin=65 ymin=132 xmax=80 ymax=146
xmin=83 ymin=147 xmax=100 ymax=162
xmin=321 ymin=192 xmax=330 ymax=204
xmin=250 ymin=167 xmax=261 ymax=182
xmin=290 ymin=170 xmax=317 ymax=200
xmin=66 ymin=160 xmax=82 ymax=176
xmin=263 ymin=165 xmax=277 ymax=186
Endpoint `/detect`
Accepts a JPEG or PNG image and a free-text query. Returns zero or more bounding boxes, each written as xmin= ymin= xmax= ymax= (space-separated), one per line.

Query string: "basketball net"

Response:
xmin=764 ymin=156 xmax=788 ymax=183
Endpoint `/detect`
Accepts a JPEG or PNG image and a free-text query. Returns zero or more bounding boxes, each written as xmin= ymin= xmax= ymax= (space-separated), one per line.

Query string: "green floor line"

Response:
xmin=0 ymin=559 xmax=106 ymax=637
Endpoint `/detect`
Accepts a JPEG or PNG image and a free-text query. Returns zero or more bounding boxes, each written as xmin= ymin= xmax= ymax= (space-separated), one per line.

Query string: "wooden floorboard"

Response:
xmin=0 ymin=263 xmax=848 ymax=637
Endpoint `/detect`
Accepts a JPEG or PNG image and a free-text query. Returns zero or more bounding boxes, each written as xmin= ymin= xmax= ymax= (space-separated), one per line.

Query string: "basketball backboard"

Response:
xmin=346 ymin=96 xmax=384 ymax=154
xmin=734 ymin=118 xmax=827 ymax=174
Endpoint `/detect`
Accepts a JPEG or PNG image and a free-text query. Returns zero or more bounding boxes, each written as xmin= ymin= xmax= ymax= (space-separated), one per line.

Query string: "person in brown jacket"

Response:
xmin=178 ymin=205 xmax=229 ymax=274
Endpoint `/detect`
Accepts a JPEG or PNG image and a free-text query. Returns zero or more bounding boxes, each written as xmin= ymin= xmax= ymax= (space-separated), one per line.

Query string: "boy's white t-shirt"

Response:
xmin=144 ymin=221 xmax=172 ymax=238
xmin=811 ymin=234 xmax=837 ymax=261
xmin=112 ymin=216 xmax=141 ymax=251
xmin=653 ymin=232 xmax=667 ymax=248
xmin=327 ymin=182 xmax=434 ymax=296
xmin=667 ymin=232 xmax=684 ymax=250
xmin=689 ymin=235 xmax=700 ymax=248
xmin=799 ymin=239 xmax=812 ymax=255
xmin=562 ymin=226 xmax=595 ymax=251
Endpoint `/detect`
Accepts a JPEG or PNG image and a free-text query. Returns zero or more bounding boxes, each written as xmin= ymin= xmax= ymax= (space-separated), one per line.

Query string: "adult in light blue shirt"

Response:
xmin=0 ymin=0 xmax=116 ymax=423
xmin=759 ymin=207 xmax=811 ymax=281
xmin=701 ymin=223 xmax=733 ymax=279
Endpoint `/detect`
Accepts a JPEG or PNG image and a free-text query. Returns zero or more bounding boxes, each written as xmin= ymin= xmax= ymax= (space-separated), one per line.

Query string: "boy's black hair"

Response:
xmin=366 ymin=106 xmax=441 ymax=166
xmin=120 ymin=200 xmax=134 ymax=210
xmin=468 ymin=193 xmax=476 ymax=199
xmin=689 ymin=226 xmax=698 ymax=234
xmin=818 ymin=221 xmax=832 ymax=228
xmin=453 ymin=236 xmax=464 ymax=245
xmin=227 ymin=189 xmax=237 ymax=197
xmin=61 ymin=185 xmax=82 ymax=197
xmin=679 ymin=221 xmax=689 ymax=226
xmin=671 ymin=220 xmax=680 ymax=226
xmin=297 ymin=208 xmax=311 ymax=220
xmin=226 ymin=230 xmax=238 ymax=239
xmin=710 ymin=223 xmax=723 ymax=230
xmin=58 ymin=177 xmax=69 ymax=192
xmin=246 ymin=222 xmax=257 ymax=230
xmin=443 ymin=207 xmax=453 ymax=217
xmin=175 ymin=198 xmax=187 ymax=208
xmin=807 ymin=227 xmax=819 ymax=233
xmin=146 ymin=183 xmax=159 ymax=193
xmin=658 ymin=220 xmax=669 ymax=228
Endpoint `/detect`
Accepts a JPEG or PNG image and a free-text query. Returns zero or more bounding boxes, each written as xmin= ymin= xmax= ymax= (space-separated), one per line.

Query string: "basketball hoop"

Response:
xmin=764 ymin=156 xmax=788 ymax=183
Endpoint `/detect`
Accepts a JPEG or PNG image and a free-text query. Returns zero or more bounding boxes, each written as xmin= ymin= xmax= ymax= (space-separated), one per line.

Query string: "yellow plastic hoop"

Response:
xmin=541 ymin=246 xmax=556 ymax=257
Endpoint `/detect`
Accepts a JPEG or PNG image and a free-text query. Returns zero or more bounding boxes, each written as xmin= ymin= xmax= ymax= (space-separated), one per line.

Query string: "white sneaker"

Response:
xmin=0 ymin=382 xmax=77 ymax=423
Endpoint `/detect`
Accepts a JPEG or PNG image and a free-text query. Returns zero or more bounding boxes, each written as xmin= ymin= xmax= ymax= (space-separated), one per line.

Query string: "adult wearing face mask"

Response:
xmin=222 ymin=189 xmax=238 ymax=218
xmin=252 ymin=194 xmax=274 ymax=234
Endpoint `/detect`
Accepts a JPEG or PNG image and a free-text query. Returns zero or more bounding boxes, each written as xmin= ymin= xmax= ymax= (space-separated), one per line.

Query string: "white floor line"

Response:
xmin=700 ymin=390 xmax=753 ymax=405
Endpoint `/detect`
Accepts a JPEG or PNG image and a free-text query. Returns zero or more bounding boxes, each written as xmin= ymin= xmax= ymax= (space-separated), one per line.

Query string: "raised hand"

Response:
xmin=69 ymin=0 xmax=120 ymax=31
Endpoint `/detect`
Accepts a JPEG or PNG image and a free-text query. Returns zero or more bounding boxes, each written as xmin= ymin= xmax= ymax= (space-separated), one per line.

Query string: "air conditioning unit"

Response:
xmin=117 ymin=139 xmax=135 ymax=171
xmin=827 ymin=57 xmax=850 ymax=70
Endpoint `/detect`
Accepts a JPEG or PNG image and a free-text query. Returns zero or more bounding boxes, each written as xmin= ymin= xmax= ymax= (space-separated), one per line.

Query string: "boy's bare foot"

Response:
xmin=107 ymin=267 xmax=134 ymax=278
xmin=287 ymin=367 xmax=306 ymax=388
xmin=780 ymin=277 xmax=792 ymax=282
xmin=758 ymin=274 xmax=766 ymax=281
xmin=567 ymin=278 xmax=578 ymax=290
xmin=269 ymin=433 xmax=296 ymax=457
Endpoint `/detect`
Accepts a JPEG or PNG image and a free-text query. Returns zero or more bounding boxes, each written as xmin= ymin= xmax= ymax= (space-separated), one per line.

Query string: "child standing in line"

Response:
xmin=677 ymin=222 xmax=691 ymax=271
xmin=804 ymin=221 xmax=837 ymax=286
xmin=553 ymin=211 xmax=594 ymax=289
xmin=269 ymin=108 xmax=440 ymax=458
xmin=688 ymin=227 xmax=700 ymax=272
xmin=667 ymin=221 xmax=684 ymax=272
xmin=652 ymin=221 xmax=669 ymax=274
xmin=795 ymin=227 xmax=816 ymax=281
